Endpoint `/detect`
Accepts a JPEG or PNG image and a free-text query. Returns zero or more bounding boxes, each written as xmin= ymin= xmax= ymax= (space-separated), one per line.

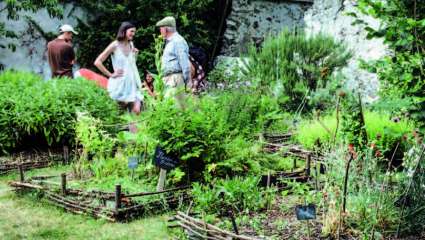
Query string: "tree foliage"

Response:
xmin=0 ymin=0 xmax=62 ymax=49
xmin=353 ymin=0 xmax=425 ymax=131
xmin=72 ymin=0 xmax=225 ymax=72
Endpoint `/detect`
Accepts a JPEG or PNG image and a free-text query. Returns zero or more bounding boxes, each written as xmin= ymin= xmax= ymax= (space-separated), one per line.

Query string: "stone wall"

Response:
xmin=304 ymin=0 xmax=388 ymax=100
xmin=220 ymin=0 xmax=388 ymax=99
xmin=221 ymin=0 xmax=312 ymax=56
xmin=0 ymin=3 xmax=88 ymax=79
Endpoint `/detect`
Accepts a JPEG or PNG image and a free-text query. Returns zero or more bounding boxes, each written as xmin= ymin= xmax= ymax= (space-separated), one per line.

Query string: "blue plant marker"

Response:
xmin=128 ymin=156 xmax=139 ymax=170
xmin=128 ymin=156 xmax=139 ymax=181
xmin=295 ymin=204 xmax=316 ymax=220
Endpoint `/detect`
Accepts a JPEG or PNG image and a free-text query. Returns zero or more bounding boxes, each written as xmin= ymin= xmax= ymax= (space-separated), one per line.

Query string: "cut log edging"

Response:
xmin=172 ymin=211 xmax=265 ymax=240
xmin=261 ymin=143 xmax=324 ymax=188
xmin=0 ymin=148 xmax=71 ymax=175
xmin=8 ymin=175 xmax=191 ymax=222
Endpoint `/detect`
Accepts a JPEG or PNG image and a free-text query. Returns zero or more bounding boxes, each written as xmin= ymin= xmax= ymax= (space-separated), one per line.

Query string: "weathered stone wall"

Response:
xmin=221 ymin=0 xmax=311 ymax=56
xmin=304 ymin=0 xmax=387 ymax=100
xmin=220 ymin=0 xmax=388 ymax=99
xmin=0 ymin=3 xmax=88 ymax=79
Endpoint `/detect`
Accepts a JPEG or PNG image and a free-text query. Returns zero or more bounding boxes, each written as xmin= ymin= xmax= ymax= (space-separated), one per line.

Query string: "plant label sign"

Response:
xmin=153 ymin=146 xmax=179 ymax=170
xmin=295 ymin=204 xmax=316 ymax=220
xmin=128 ymin=156 xmax=139 ymax=170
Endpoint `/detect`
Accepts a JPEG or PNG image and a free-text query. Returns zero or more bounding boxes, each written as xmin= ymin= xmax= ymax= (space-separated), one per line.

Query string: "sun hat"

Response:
xmin=59 ymin=24 xmax=78 ymax=35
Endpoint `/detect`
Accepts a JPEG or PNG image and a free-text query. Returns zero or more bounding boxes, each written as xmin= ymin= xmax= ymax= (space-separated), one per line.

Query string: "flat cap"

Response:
xmin=155 ymin=16 xmax=176 ymax=28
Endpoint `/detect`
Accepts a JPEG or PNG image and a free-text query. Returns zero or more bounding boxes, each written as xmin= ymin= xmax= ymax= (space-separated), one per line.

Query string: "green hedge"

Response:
xmin=0 ymin=71 xmax=120 ymax=153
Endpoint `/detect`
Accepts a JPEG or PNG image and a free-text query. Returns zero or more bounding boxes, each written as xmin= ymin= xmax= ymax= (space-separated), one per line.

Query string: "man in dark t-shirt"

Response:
xmin=47 ymin=24 xmax=78 ymax=78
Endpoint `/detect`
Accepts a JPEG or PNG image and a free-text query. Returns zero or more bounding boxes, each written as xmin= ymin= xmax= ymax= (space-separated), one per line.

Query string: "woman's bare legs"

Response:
xmin=129 ymin=100 xmax=141 ymax=133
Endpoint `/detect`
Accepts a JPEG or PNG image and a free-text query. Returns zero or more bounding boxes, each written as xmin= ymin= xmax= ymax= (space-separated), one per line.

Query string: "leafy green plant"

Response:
xmin=352 ymin=0 xmax=425 ymax=132
xmin=75 ymin=112 xmax=117 ymax=159
xmin=0 ymin=71 xmax=120 ymax=153
xmin=339 ymin=92 xmax=368 ymax=151
xmin=191 ymin=176 xmax=268 ymax=215
xmin=241 ymin=30 xmax=352 ymax=111
xmin=137 ymin=89 xmax=288 ymax=179
xmin=207 ymin=60 xmax=242 ymax=89
xmin=296 ymin=111 xmax=413 ymax=158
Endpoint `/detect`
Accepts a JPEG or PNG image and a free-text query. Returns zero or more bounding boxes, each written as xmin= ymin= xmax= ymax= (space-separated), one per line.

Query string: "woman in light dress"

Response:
xmin=94 ymin=22 xmax=143 ymax=114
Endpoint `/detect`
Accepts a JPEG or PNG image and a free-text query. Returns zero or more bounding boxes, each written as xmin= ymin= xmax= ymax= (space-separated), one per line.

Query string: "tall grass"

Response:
xmin=296 ymin=111 xmax=414 ymax=152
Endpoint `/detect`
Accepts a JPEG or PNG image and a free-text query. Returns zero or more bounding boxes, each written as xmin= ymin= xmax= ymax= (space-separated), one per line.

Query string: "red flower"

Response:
xmin=348 ymin=144 xmax=357 ymax=158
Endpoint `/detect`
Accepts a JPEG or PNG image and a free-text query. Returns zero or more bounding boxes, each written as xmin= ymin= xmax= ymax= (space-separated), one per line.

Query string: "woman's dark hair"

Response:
xmin=116 ymin=22 xmax=136 ymax=41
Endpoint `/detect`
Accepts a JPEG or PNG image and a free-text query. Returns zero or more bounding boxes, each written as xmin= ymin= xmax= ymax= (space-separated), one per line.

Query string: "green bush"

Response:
xmin=192 ymin=176 xmax=268 ymax=215
xmin=0 ymin=71 xmax=120 ymax=153
xmin=353 ymin=0 xmax=425 ymax=132
xmin=134 ymin=90 xmax=289 ymax=179
xmin=207 ymin=60 xmax=242 ymax=89
xmin=241 ymin=30 xmax=351 ymax=111
xmin=296 ymin=111 xmax=413 ymax=156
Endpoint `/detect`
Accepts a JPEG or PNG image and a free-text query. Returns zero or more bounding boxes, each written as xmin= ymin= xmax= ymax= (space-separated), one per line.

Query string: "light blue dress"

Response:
xmin=107 ymin=41 xmax=143 ymax=103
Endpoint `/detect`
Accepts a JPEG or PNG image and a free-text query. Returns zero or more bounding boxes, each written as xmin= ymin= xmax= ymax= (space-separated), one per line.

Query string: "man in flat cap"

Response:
xmin=156 ymin=16 xmax=191 ymax=106
xmin=47 ymin=24 xmax=78 ymax=78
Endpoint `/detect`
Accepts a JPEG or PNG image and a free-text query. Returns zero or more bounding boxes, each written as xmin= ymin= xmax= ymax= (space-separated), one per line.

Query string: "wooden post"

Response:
xmin=228 ymin=209 xmax=239 ymax=235
xmin=342 ymin=154 xmax=354 ymax=213
xmin=306 ymin=154 xmax=311 ymax=177
xmin=18 ymin=164 xmax=24 ymax=182
xmin=156 ymin=169 xmax=167 ymax=191
xmin=292 ymin=158 xmax=297 ymax=172
xmin=115 ymin=184 xmax=122 ymax=211
xmin=266 ymin=171 xmax=271 ymax=188
xmin=63 ymin=146 xmax=69 ymax=165
xmin=315 ymin=160 xmax=319 ymax=190
xmin=61 ymin=173 xmax=67 ymax=195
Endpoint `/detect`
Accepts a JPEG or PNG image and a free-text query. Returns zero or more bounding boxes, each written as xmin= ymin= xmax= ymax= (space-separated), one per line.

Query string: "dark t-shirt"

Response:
xmin=47 ymin=38 xmax=75 ymax=78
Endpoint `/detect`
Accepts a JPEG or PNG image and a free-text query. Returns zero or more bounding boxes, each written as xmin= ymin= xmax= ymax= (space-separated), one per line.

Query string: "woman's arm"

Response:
xmin=94 ymin=41 xmax=122 ymax=78
xmin=143 ymin=81 xmax=156 ymax=97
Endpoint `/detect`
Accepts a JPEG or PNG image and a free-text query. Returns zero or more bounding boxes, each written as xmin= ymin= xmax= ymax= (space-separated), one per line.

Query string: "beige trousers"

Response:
xmin=163 ymin=73 xmax=187 ymax=108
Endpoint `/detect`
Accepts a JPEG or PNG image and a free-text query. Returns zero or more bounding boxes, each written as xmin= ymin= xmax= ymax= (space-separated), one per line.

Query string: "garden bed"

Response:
xmin=261 ymin=135 xmax=325 ymax=189
xmin=0 ymin=147 xmax=70 ymax=175
xmin=171 ymin=195 xmax=325 ymax=240
xmin=8 ymin=172 xmax=190 ymax=222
